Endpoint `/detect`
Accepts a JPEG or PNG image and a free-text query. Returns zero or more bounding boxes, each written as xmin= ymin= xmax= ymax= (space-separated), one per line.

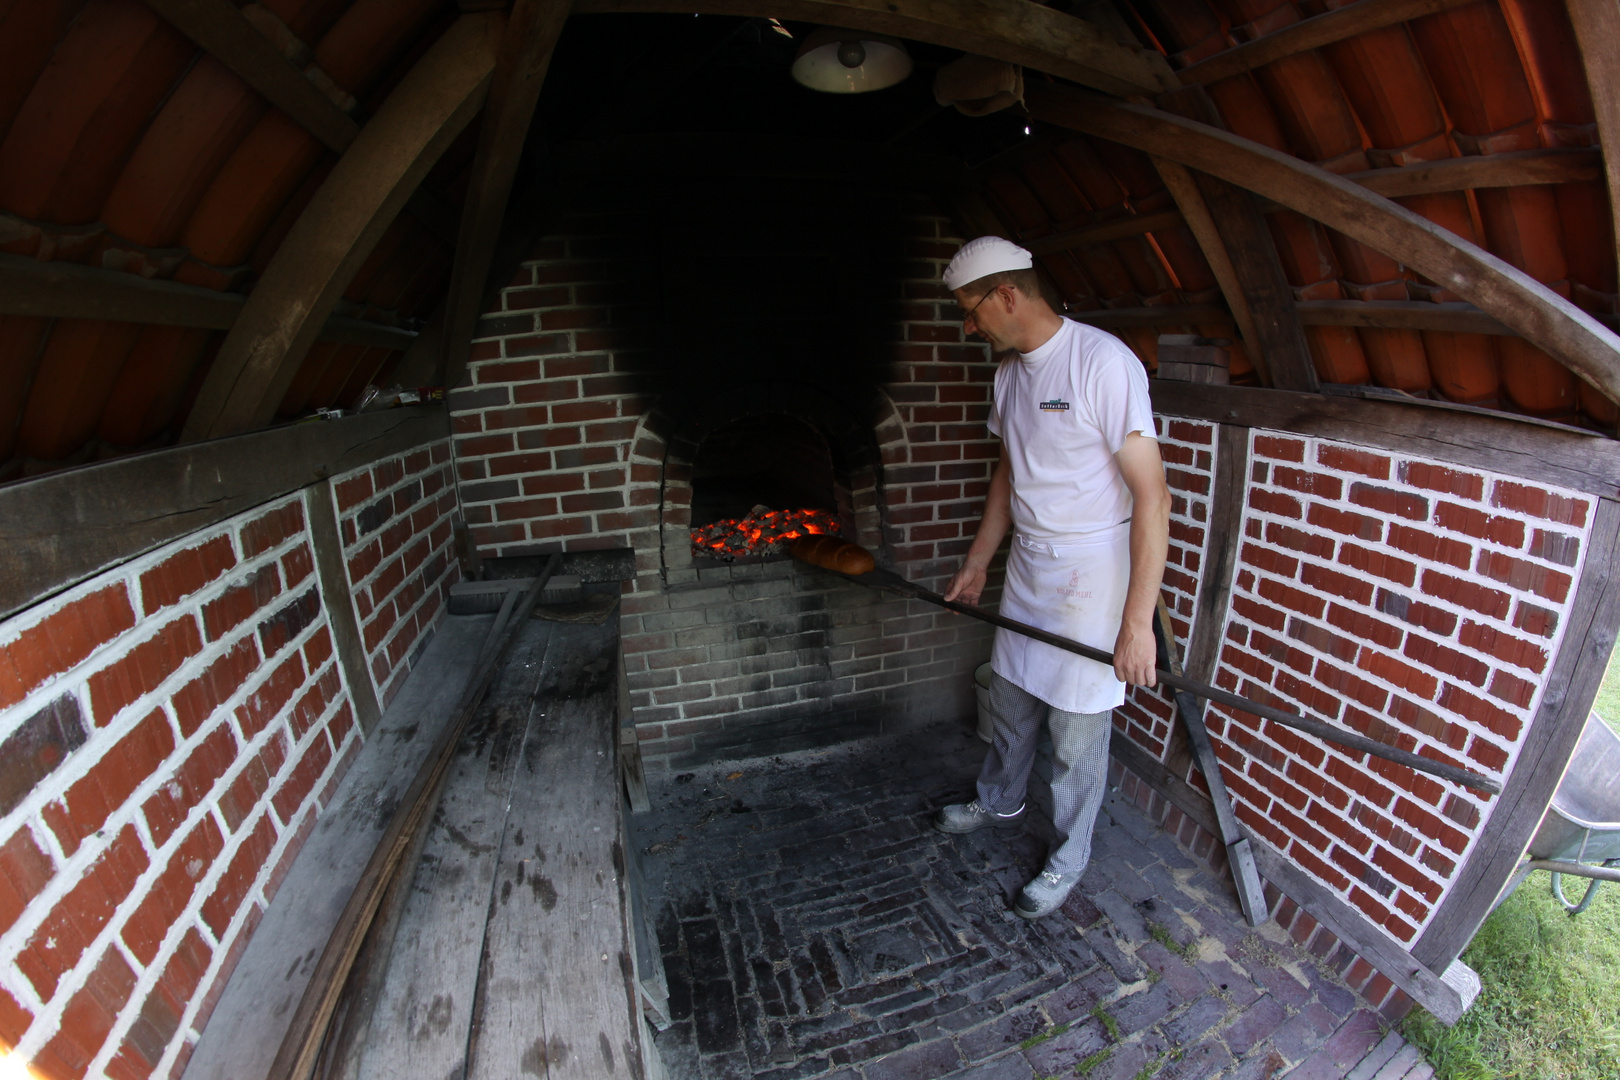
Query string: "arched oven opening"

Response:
xmin=688 ymin=412 xmax=855 ymax=564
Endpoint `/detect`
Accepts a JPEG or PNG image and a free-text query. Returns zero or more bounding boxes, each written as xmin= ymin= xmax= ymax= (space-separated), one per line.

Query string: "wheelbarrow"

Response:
xmin=1497 ymin=710 xmax=1620 ymax=915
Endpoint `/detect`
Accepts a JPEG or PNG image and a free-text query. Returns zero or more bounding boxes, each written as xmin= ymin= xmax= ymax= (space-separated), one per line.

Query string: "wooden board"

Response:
xmin=346 ymin=621 xmax=556 ymax=1080
xmin=0 ymin=408 xmax=446 ymax=620
xmin=304 ymin=482 xmax=383 ymax=735
xmin=0 ymin=253 xmax=416 ymax=350
xmin=1149 ymin=381 xmax=1620 ymax=500
xmin=462 ymin=618 xmax=645 ymax=1079
xmin=1565 ymin=0 xmax=1620 ymax=283
xmin=1412 ymin=498 xmax=1620 ymax=969
xmin=182 ymin=616 xmax=494 ymax=1080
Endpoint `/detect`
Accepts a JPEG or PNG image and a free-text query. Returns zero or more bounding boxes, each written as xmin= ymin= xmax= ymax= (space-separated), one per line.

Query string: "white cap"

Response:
xmin=943 ymin=235 xmax=1033 ymax=291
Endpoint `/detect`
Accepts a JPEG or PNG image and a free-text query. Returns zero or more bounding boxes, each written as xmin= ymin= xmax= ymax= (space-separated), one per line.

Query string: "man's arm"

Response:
xmin=1113 ymin=431 xmax=1171 ymax=686
xmin=943 ymin=447 xmax=1011 ymax=604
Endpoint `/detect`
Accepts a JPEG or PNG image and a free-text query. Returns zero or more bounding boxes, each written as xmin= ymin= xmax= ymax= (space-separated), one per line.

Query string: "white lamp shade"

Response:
xmin=791 ymin=26 xmax=912 ymax=93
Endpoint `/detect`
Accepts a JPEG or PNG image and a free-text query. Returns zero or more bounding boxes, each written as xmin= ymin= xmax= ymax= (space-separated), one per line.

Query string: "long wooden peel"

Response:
xmin=789 ymin=538 xmax=1501 ymax=795
xmin=268 ymin=555 xmax=561 ymax=1080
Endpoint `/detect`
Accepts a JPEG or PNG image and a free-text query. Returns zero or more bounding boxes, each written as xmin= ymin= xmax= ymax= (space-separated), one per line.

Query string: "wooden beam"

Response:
xmin=572 ymin=0 xmax=1178 ymax=96
xmin=439 ymin=0 xmax=572 ymax=391
xmin=1161 ymin=88 xmax=1318 ymax=392
xmin=1150 ymin=159 xmax=1272 ymax=384
xmin=143 ymin=0 xmax=361 ymax=152
xmin=1076 ymin=299 xmax=1620 ymax=337
xmin=0 ymin=408 xmax=447 ymax=620
xmin=1027 ymin=83 xmax=1620 ymax=404
xmin=1024 ymin=209 xmax=1185 ymax=257
xmin=1347 ymin=147 xmax=1603 ymax=200
xmin=1176 ymin=0 xmax=1476 ymax=86
xmin=0 ymin=253 xmax=417 ymax=351
xmin=182 ymin=14 xmax=502 ymax=442
xmin=1566 ymin=0 xmax=1620 ymax=299
xmin=1150 ymin=381 xmax=1620 ymax=500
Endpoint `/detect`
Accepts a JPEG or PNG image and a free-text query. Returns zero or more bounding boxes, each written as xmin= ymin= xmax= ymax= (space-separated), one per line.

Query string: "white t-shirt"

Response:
xmin=986 ymin=318 xmax=1157 ymax=542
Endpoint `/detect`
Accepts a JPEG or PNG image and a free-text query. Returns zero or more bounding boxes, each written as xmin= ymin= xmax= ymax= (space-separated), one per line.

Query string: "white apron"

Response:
xmin=991 ymin=523 xmax=1132 ymax=714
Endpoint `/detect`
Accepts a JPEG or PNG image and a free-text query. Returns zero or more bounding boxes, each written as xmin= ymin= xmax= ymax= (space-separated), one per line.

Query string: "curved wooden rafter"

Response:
xmin=572 ymin=0 xmax=1177 ymax=96
xmin=1024 ymin=84 xmax=1620 ymax=404
xmin=181 ymin=13 xmax=504 ymax=441
xmin=1566 ymin=0 xmax=1620 ymax=299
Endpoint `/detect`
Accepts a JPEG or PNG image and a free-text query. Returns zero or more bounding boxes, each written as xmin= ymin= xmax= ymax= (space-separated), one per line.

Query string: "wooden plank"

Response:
xmin=462 ymin=618 xmax=645 ymax=1079
xmin=439 ymin=0 xmax=572 ymax=390
xmin=182 ymin=617 xmax=492 ymax=1080
xmin=1413 ymin=498 xmax=1620 ymax=969
xmin=143 ymin=0 xmax=360 ymax=152
xmin=304 ymin=481 xmax=383 ymax=735
xmin=1150 ymin=380 xmax=1620 ymax=498
xmin=0 ymin=253 xmax=416 ymax=349
xmin=1026 ymin=83 xmax=1620 ymax=406
xmin=1342 ymin=148 xmax=1603 ymax=200
xmin=268 ymin=559 xmax=559 ymax=1080
xmin=1150 ymin=158 xmax=1269 ymax=383
xmin=572 ymin=0 xmax=1177 ymax=96
xmin=1074 ymin=305 xmax=1234 ymax=329
xmin=1076 ymin=298 xmax=1617 ymax=336
xmin=0 ymin=407 xmax=446 ymax=621
xmin=182 ymin=13 xmax=501 ymax=442
xmin=1167 ymin=422 xmax=1247 ymax=787
xmin=1176 ymin=0 xmax=1475 ymax=86
xmin=1024 ymin=209 xmax=1186 ymax=257
xmin=1566 ymin=0 xmax=1620 ymax=291
xmin=346 ymin=621 xmax=556 ymax=1080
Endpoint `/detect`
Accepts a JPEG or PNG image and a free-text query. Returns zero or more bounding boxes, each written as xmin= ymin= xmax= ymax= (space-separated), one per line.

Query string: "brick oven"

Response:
xmin=449 ymin=180 xmax=1005 ymax=769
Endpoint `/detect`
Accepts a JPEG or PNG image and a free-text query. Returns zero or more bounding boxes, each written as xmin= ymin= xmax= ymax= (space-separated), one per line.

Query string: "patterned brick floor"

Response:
xmin=633 ymin=720 xmax=1408 ymax=1080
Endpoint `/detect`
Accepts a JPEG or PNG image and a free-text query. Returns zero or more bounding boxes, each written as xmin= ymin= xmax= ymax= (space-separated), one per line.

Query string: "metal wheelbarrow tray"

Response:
xmin=1500 ymin=711 xmax=1620 ymax=914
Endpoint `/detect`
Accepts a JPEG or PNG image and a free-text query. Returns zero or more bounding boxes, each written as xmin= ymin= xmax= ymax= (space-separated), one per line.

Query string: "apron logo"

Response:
xmin=1039 ymin=398 xmax=1069 ymax=411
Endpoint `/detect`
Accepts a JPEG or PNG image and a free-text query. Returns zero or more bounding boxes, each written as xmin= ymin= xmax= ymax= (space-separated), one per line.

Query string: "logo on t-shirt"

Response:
xmin=1038 ymin=399 xmax=1070 ymax=411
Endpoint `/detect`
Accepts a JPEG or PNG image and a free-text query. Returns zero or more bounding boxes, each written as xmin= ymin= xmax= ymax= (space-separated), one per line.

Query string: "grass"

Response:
xmin=1020 ymin=1022 xmax=1069 ymax=1051
xmin=1091 ymin=1004 xmax=1122 ymax=1042
xmin=1403 ymin=644 xmax=1620 ymax=1079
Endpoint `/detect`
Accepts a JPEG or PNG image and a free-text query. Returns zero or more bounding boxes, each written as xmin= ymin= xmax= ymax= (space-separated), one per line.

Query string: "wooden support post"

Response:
xmin=1150 ymin=159 xmax=1273 ymax=385
xmin=1025 ymin=82 xmax=1620 ymax=405
xmin=182 ymin=14 xmax=502 ymax=442
xmin=304 ymin=480 xmax=383 ymax=735
xmin=1566 ymin=0 xmax=1620 ymax=291
xmin=1154 ymin=88 xmax=1317 ymax=392
xmin=1025 ymin=209 xmax=1186 ymax=257
xmin=439 ymin=0 xmax=573 ymax=391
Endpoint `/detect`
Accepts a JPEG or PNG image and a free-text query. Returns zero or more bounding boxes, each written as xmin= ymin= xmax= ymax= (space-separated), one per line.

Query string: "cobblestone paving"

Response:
xmin=633 ymin=721 xmax=1395 ymax=1080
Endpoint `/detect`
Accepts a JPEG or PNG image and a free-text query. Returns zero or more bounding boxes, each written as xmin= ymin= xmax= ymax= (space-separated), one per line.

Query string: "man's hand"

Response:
xmin=1113 ymin=618 xmax=1157 ymax=686
xmin=944 ymin=556 xmax=990 ymax=605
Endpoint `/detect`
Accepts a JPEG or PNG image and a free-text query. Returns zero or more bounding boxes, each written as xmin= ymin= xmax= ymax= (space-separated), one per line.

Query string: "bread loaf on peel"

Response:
xmin=789 ymin=535 xmax=876 ymax=576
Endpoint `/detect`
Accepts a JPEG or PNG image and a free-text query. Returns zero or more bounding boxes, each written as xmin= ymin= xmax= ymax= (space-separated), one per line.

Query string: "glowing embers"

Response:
xmin=691 ymin=506 xmax=842 ymax=561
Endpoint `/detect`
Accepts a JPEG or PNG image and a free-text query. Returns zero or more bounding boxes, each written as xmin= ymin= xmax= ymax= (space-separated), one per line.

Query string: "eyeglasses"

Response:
xmin=956 ymin=286 xmax=1003 ymax=325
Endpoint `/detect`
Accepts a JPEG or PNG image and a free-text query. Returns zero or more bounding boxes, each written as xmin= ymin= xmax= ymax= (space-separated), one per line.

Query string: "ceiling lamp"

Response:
xmin=790 ymin=26 xmax=912 ymax=93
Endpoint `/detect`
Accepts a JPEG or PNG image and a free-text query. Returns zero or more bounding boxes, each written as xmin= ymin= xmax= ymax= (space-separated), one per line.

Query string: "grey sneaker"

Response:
xmin=1014 ymin=867 xmax=1082 ymax=919
xmin=933 ymin=799 xmax=1025 ymax=834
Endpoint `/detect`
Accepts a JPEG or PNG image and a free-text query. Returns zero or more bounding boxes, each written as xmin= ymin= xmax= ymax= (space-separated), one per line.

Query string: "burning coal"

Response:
xmin=691 ymin=507 xmax=842 ymax=561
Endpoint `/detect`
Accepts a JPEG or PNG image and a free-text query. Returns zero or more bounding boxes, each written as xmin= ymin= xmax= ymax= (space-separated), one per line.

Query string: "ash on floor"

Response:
xmin=631 ymin=720 xmax=1405 ymax=1080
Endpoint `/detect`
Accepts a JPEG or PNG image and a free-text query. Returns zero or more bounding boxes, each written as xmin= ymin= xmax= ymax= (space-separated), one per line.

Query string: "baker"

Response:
xmin=932 ymin=236 xmax=1171 ymax=919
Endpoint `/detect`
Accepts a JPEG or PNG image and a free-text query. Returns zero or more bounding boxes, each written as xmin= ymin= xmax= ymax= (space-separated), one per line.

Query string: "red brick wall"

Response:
xmin=1197 ymin=429 xmax=1591 ymax=947
xmin=0 ymin=495 xmax=363 ymax=1079
xmin=330 ymin=439 xmax=459 ymax=709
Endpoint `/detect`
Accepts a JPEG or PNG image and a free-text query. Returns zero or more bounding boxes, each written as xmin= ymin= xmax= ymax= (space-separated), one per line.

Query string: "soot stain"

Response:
xmin=531 ymin=874 xmax=558 ymax=910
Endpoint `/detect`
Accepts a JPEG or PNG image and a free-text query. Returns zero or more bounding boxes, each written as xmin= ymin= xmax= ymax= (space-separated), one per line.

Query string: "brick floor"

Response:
xmin=632 ymin=720 xmax=1407 ymax=1080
